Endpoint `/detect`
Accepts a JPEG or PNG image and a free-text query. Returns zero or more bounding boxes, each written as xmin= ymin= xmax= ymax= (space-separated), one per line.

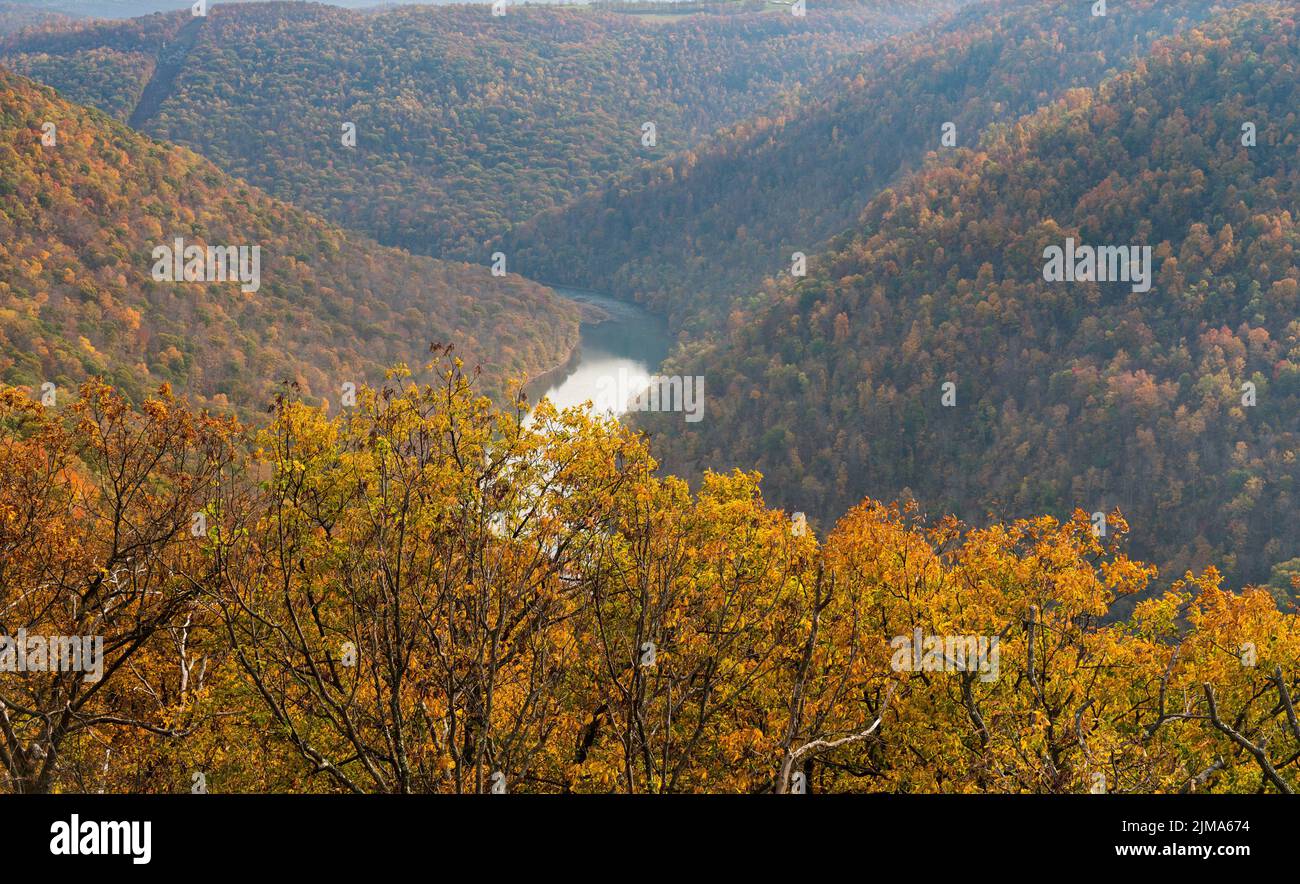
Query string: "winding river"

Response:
xmin=527 ymin=286 xmax=672 ymax=419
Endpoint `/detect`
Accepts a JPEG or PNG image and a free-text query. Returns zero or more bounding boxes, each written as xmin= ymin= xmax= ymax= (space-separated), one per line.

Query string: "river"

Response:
xmin=527 ymin=286 xmax=672 ymax=419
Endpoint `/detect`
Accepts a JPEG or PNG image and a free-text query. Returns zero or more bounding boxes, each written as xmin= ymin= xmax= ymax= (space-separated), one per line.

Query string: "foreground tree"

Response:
xmin=0 ymin=367 xmax=1295 ymax=793
xmin=0 ymin=383 xmax=237 ymax=792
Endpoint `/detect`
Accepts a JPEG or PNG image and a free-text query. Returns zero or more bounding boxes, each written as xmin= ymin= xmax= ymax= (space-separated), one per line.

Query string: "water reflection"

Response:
xmin=529 ymin=287 xmax=671 ymax=419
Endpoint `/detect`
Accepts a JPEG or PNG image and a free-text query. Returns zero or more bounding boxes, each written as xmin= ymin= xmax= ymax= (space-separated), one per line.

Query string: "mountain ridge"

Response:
xmin=636 ymin=2 xmax=1300 ymax=603
xmin=0 ymin=67 xmax=578 ymax=413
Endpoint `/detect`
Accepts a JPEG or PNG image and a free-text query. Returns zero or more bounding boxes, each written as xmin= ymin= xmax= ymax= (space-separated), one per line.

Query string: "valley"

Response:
xmin=0 ymin=0 xmax=1297 ymax=799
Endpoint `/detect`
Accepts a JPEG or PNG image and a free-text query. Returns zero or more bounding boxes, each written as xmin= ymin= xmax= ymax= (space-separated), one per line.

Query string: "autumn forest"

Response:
xmin=0 ymin=0 xmax=1298 ymax=806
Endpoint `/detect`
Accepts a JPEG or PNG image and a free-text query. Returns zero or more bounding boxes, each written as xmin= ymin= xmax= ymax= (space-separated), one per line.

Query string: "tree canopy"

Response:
xmin=1 ymin=362 xmax=1296 ymax=793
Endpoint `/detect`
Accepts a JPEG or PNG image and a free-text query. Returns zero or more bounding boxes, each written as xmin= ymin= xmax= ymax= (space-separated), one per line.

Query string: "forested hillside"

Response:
xmin=638 ymin=4 xmax=1300 ymax=603
xmin=1 ymin=0 xmax=962 ymax=257
xmin=0 ymin=69 xmax=577 ymax=412
xmin=501 ymin=0 xmax=1246 ymax=332
xmin=0 ymin=0 xmax=1297 ymax=804
xmin=0 ymin=2 xmax=70 ymax=35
